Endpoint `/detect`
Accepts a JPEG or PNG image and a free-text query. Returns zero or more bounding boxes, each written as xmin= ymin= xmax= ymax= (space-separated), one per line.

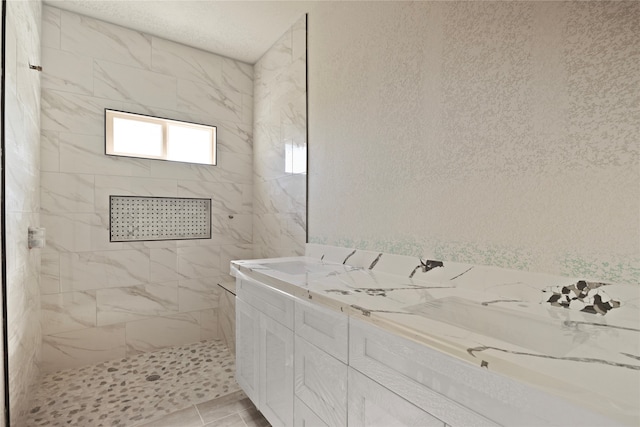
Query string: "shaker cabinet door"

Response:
xmin=294 ymin=336 xmax=348 ymax=426
xmin=348 ymin=368 xmax=445 ymax=427
xmin=259 ymin=314 xmax=294 ymax=427
xmin=294 ymin=397 xmax=329 ymax=427
xmin=236 ymin=298 xmax=260 ymax=405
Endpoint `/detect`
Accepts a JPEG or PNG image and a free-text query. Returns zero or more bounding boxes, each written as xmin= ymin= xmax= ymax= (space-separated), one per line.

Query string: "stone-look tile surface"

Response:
xmin=27 ymin=340 xmax=240 ymax=427
xmin=6 ymin=0 xmax=43 ymax=424
xmin=140 ymin=406 xmax=203 ymax=427
xmin=217 ymin=286 xmax=236 ymax=357
xmin=196 ymin=391 xmax=252 ymax=423
xmin=139 ymin=389 xmax=269 ymax=427
xmin=253 ymin=15 xmax=307 ymax=259
xmin=40 ymin=4 xmax=254 ymax=372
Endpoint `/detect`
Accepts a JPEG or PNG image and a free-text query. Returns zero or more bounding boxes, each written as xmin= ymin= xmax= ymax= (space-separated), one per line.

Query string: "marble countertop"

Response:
xmin=231 ymin=249 xmax=639 ymax=426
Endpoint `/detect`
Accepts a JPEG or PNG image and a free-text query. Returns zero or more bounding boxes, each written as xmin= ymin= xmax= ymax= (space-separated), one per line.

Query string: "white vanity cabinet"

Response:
xmin=236 ymin=277 xmax=295 ymax=427
xmin=235 ymin=298 xmax=260 ymax=404
xmin=349 ymin=317 xmax=498 ymax=427
xmin=348 ymin=368 xmax=445 ymax=427
xmin=294 ymin=397 xmax=329 ymax=427
xmin=260 ymin=314 xmax=294 ymax=426
xmin=294 ymin=300 xmax=349 ymax=426
xmin=348 ymin=317 xmax=618 ymax=427
xmin=236 ymin=273 xmax=615 ymax=427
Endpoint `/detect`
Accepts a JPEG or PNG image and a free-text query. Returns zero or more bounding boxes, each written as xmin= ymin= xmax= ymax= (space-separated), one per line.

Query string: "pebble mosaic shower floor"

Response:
xmin=26 ymin=340 xmax=241 ymax=427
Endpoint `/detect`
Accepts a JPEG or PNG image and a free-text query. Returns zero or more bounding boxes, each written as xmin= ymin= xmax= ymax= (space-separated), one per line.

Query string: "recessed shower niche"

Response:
xmin=109 ymin=196 xmax=212 ymax=242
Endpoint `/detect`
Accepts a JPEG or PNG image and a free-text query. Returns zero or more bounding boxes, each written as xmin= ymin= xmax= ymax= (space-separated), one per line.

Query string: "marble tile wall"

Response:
xmin=253 ymin=16 xmax=307 ymax=259
xmin=5 ymin=0 xmax=43 ymax=424
xmin=217 ymin=281 xmax=236 ymax=356
xmin=39 ymin=6 xmax=254 ymax=372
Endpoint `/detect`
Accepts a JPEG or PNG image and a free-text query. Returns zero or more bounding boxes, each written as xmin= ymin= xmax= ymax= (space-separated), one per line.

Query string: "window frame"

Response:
xmin=105 ymin=109 xmax=217 ymax=166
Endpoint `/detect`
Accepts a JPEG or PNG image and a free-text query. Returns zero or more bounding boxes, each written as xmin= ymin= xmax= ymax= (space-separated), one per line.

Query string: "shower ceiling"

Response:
xmin=43 ymin=0 xmax=315 ymax=64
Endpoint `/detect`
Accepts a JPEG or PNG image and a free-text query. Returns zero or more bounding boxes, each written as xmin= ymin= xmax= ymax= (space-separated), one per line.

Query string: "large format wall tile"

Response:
xmin=177 ymin=245 xmax=221 ymax=280
xmin=41 ymin=325 xmax=127 ymax=372
xmin=41 ymin=89 xmax=109 ymax=135
xmin=60 ymin=10 xmax=152 ymax=69
xmin=40 ymin=252 xmax=60 ymax=295
xmin=41 ymin=47 xmax=93 ymax=95
xmin=151 ymin=36 xmax=223 ymax=87
xmin=40 ymin=130 xmax=60 ymax=172
xmin=59 ymin=133 xmax=135 ymax=176
xmin=177 ymin=79 xmax=243 ymax=123
xmin=39 ymin=5 xmax=256 ymax=371
xmin=217 ymin=121 xmax=253 ymax=155
xmin=41 ymin=291 xmax=97 ymax=335
xmin=177 ymin=181 xmax=251 ymax=215
xmin=41 ymin=172 xmax=94 ymax=213
xmin=150 ymin=247 xmax=179 ymax=283
xmin=125 ymin=312 xmax=201 ymax=355
xmin=42 ymin=5 xmax=60 ymax=49
xmin=7 ymin=1 xmax=42 ymax=424
xmin=253 ymin=16 xmax=307 ymax=259
xmin=216 ymin=152 xmax=253 ymax=184
xmin=211 ymin=214 xmax=252 ymax=245
xmin=178 ymin=277 xmax=221 ymax=312
xmin=220 ymin=244 xmax=253 ymax=276
xmin=217 ymin=287 xmax=236 ymax=355
xmin=223 ymin=58 xmax=254 ymax=96
xmin=200 ymin=308 xmax=219 ymax=341
xmin=40 ymin=212 xmax=94 ymax=253
xmin=94 ymin=60 xmax=177 ymax=110
xmin=60 ymin=250 xmax=150 ymax=291
xmin=96 ymin=282 xmax=179 ymax=326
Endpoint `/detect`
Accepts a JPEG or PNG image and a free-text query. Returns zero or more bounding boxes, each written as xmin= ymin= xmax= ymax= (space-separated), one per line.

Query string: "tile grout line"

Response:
xmin=194 ymin=403 xmax=205 ymax=426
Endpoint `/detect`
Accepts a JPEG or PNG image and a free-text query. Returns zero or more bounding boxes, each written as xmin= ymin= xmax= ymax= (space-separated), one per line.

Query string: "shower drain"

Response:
xmin=146 ymin=374 xmax=161 ymax=382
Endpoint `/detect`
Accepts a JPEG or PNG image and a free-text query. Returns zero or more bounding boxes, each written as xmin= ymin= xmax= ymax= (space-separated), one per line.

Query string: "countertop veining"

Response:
xmin=231 ymin=245 xmax=640 ymax=426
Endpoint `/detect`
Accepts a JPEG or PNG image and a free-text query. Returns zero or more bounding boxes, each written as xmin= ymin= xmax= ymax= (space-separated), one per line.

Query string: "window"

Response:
xmin=105 ymin=109 xmax=217 ymax=165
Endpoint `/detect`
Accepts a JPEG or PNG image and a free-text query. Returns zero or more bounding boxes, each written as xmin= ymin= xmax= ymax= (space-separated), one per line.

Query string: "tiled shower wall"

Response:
xmin=5 ymin=0 xmax=42 ymax=423
xmin=308 ymin=2 xmax=639 ymax=284
xmin=253 ymin=16 xmax=307 ymax=258
xmin=39 ymin=6 xmax=254 ymax=372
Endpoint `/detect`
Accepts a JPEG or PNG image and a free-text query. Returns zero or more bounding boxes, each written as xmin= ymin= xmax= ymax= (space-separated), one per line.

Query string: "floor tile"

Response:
xmin=239 ymin=407 xmax=269 ymax=427
xmin=196 ymin=392 xmax=253 ymax=424
xmin=26 ymin=340 xmax=240 ymax=427
xmin=204 ymin=413 xmax=246 ymax=427
xmin=138 ymin=405 xmax=203 ymax=427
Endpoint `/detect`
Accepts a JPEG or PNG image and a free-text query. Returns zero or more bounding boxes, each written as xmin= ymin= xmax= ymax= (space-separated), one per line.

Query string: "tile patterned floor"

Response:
xmin=140 ymin=390 xmax=269 ymax=427
xmin=26 ymin=340 xmax=249 ymax=427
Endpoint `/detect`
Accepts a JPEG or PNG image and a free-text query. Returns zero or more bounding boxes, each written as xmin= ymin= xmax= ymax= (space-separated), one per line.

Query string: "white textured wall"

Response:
xmin=253 ymin=16 xmax=307 ymax=258
xmin=40 ymin=6 xmax=254 ymax=372
xmin=308 ymin=1 xmax=639 ymax=284
xmin=5 ymin=0 xmax=42 ymax=424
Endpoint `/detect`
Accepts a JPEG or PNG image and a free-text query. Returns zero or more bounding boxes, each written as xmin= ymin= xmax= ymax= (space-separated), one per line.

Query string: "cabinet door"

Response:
xmin=295 ymin=397 xmax=329 ymax=427
xmin=260 ymin=314 xmax=294 ymax=427
xmin=237 ymin=276 xmax=294 ymax=329
xmin=236 ymin=298 xmax=260 ymax=405
xmin=348 ymin=368 xmax=445 ymax=427
xmin=294 ymin=336 xmax=347 ymax=426
xmin=350 ymin=318 xmax=498 ymax=426
xmin=294 ymin=299 xmax=348 ymax=363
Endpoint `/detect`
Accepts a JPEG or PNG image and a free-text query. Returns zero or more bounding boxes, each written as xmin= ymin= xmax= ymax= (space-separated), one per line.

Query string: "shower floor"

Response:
xmin=25 ymin=339 xmax=261 ymax=427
